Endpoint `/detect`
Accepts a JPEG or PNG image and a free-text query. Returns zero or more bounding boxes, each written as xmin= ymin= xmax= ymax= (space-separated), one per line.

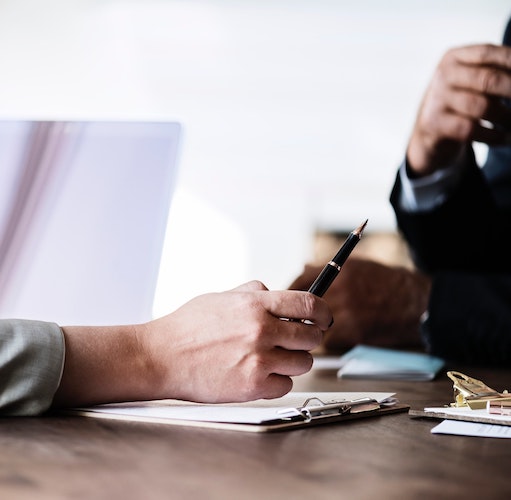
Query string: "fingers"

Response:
xmin=446 ymin=58 xmax=511 ymax=99
xmin=164 ymin=283 xmax=333 ymax=404
xmin=408 ymin=43 xmax=511 ymax=174
xmin=244 ymin=351 xmax=313 ymax=401
xmin=270 ymin=319 xmax=323 ymax=351
xmin=452 ymin=43 xmax=511 ymax=72
xmin=260 ymin=289 xmax=333 ymax=332
xmin=440 ymin=45 xmax=511 ymax=123
xmin=259 ymin=374 xmax=294 ymax=400
xmin=269 ymin=348 xmax=314 ymax=376
xmin=235 ymin=287 xmax=329 ymax=401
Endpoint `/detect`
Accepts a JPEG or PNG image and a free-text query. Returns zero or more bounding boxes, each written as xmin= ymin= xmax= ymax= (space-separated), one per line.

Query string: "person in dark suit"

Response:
xmin=390 ymin=17 xmax=511 ymax=365
xmin=291 ymin=18 xmax=511 ymax=366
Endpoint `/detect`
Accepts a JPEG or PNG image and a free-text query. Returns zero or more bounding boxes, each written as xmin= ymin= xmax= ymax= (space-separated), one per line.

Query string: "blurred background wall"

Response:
xmin=0 ymin=0 xmax=509 ymax=315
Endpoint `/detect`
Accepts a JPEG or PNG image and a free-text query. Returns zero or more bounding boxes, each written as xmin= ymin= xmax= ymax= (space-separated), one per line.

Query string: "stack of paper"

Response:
xmin=410 ymin=406 xmax=511 ymax=438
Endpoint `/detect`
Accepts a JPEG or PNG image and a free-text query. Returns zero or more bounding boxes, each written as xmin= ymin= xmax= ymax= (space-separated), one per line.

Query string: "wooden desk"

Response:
xmin=1 ymin=365 xmax=510 ymax=499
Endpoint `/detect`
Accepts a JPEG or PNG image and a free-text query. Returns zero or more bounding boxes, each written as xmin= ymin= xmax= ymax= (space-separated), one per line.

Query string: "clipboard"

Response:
xmin=65 ymin=392 xmax=409 ymax=433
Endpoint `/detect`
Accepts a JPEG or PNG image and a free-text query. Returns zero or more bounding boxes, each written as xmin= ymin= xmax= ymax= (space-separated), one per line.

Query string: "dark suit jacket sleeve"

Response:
xmin=391 ymin=153 xmax=511 ymax=365
xmin=421 ymin=272 xmax=511 ymax=365
xmin=390 ymin=148 xmax=505 ymax=274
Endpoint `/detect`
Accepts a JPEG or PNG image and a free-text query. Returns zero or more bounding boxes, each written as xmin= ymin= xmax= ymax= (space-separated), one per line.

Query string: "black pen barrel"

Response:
xmin=307 ymin=219 xmax=367 ymax=298
xmin=308 ymin=264 xmax=339 ymax=297
xmin=332 ymin=233 xmax=359 ymax=267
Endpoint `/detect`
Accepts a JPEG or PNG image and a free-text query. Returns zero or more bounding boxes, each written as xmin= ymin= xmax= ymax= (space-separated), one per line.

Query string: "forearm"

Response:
xmin=52 ymin=323 xmax=159 ymax=407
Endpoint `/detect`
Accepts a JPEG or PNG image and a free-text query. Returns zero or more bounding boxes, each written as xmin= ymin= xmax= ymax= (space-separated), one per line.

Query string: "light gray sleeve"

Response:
xmin=0 ymin=319 xmax=65 ymax=416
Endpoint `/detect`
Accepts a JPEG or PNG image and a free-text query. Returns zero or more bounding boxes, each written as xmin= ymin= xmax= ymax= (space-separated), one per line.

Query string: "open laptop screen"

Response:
xmin=0 ymin=120 xmax=181 ymax=325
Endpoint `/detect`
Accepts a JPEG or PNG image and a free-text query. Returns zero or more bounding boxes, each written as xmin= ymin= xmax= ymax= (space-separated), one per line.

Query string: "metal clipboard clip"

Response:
xmin=447 ymin=371 xmax=510 ymax=409
xmin=288 ymin=397 xmax=381 ymax=423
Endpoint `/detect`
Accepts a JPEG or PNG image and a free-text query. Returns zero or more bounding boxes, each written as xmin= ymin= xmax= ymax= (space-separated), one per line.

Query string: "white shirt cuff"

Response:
xmin=398 ymin=150 xmax=468 ymax=212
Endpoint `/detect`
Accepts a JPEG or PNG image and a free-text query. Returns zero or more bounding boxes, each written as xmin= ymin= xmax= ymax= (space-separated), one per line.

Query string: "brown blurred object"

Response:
xmin=289 ymin=231 xmax=431 ymax=353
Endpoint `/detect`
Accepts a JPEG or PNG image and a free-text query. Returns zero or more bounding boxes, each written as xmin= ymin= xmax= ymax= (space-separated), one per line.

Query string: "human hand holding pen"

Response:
xmin=54 ymin=281 xmax=333 ymax=408
xmin=286 ymin=220 xmax=367 ymax=327
xmin=53 ymin=224 xmax=358 ymax=409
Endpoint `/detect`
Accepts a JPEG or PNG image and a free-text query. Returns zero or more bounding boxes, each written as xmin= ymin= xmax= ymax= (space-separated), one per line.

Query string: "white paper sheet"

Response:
xmin=431 ymin=420 xmax=511 ymax=438
xmin=74 ymin=392 xmax=396 ymax=425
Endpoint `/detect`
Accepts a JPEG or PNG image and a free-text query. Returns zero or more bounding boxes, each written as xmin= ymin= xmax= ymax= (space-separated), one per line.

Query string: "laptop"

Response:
xmin=0 ymin=120 xmax=181 ymax=325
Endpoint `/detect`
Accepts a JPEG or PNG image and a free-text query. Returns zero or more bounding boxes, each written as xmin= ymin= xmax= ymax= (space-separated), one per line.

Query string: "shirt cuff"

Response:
xmin=0 ymin=319 xmax=65 ymax=416
xmin=397 ymin=149 xmax=469 ymax=212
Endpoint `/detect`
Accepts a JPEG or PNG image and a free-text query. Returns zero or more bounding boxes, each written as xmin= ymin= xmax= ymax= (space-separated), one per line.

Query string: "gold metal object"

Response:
xmin=447 ymin=371 xmax=510 ymax=409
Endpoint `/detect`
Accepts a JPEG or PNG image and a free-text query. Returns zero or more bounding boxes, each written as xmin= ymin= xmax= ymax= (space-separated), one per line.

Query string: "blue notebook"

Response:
xmin=336 ymin=345 xmax=445 ymax=381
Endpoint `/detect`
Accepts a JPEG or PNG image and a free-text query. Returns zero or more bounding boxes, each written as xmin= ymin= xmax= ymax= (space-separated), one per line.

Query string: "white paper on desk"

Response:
xmin=423 ymin=406 xmax=511 ymax=425
xmin=73 ymin=392 xmax=396 ymax=425
xmin=431 ymin=420 xmax=511 ymax=438
xmin=337 ymin=345 xmax=444 ymax=381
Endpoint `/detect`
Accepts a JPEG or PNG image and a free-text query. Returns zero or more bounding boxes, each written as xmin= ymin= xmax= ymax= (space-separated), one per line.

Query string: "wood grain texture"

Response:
xmin=1 ymin=365 xmax=509 ymax=499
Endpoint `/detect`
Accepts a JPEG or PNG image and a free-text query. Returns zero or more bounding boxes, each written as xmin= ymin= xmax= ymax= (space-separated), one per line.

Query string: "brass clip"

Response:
xmin=447 ymin=371 xmax=510 ymax=409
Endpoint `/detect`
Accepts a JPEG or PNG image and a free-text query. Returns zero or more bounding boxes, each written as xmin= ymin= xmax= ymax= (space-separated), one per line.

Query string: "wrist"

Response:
xmin=54 ymin=324 xmax=158 ymax=407
xmin=406 ymin=135 xmax=465 ymax=177
xmin=132 ymin=321 xmax=170 ymax=401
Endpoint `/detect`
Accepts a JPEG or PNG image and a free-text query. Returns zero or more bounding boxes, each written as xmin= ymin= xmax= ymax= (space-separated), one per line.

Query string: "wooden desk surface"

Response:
xmin=1 ymin=365 xmax=510 ymax=499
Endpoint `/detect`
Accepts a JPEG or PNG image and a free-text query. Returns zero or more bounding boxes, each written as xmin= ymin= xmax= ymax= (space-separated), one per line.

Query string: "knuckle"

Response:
xmin=246 ymin=279 xmax=266 ymax=291
xmin=300 ymin=351 xmax=314 ymax=373
xmin=468 ymin=94 xmax=490 ymax=117
xmin=478 ymin=43 xmax=497 ymax=61
xmin=243 ymin=354 xmax=270 ymax=397
xmin=440 ymin=48 xmax=456 ymax=67
xmin=311 ymin=327 xmax=324 ymax=347
xmin=300 ymin=325 xmax=323 ymax=350
xmin=479 ymin=67 xmax=503 ymax=94
xmin=437 ymin=48 xmax=458 ymax=78
xmin=300 ymin=292 xmax=317 ymax=318
xmin=276 ymin=377 xmax=293 ymax=397
xmin=456 ymin=119 xmax=477 ymax=141
xmin=247 ymin=320 xmax=267 ymax=343
xmin=267 ymin=376 xmax=293 ymax=399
